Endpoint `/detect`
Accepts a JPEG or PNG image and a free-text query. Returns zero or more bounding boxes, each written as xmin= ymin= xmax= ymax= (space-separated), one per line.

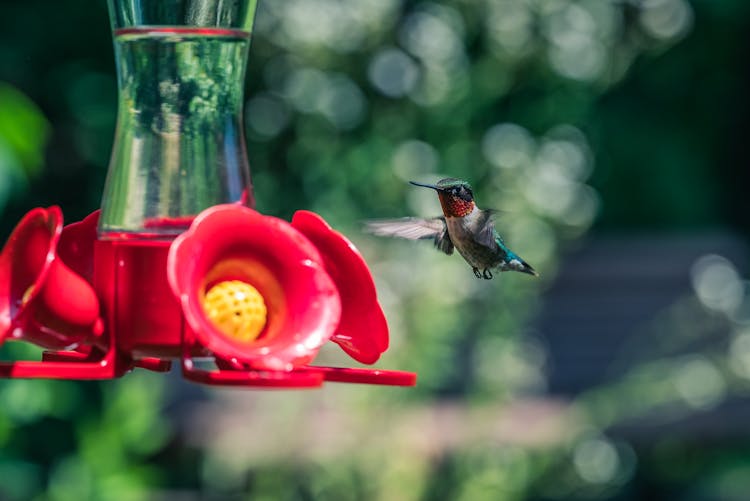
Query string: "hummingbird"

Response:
xmin=366 ymin=178 xmax=537 ymax=280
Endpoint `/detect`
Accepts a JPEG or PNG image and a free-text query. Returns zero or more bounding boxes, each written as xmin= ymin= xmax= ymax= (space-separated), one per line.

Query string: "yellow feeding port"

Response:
xmin=203 ymin=280 xmax=267 ymax=343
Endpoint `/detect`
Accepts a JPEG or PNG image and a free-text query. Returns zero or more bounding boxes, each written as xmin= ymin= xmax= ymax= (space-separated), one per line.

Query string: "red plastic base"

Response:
xmin=178 ymin=328 xmax=415 ymax=388
xmin=0 ymin=207 xmax=418 ymax=388
xmin=180 ymin=361 xmax=416 ymax=388
xmin=0 ymin=344 xmax=123 ymax=380
xmin=302 ymin=366 xmax=417 ymax=386
xmin=182 ymin=360 xmax=326 ymax=388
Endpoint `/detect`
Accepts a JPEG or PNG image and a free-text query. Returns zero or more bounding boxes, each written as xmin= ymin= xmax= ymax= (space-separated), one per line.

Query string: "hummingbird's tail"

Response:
xmin=506 ymin=256 xmax=539 ymax=277
xmin=519 ymin=260 xmax=539 ymax=277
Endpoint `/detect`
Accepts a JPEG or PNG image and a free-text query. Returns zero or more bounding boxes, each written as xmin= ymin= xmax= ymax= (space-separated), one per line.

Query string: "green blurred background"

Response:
xmin=1 ymin=0 xmax=750 ymax=499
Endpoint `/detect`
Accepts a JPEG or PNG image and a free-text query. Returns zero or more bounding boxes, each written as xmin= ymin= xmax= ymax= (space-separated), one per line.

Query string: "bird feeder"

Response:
xmin=0 ymin=0 xmax=416 ymax=389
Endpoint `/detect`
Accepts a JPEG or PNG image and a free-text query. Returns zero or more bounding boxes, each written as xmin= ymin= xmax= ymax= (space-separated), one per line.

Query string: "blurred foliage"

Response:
xmin=0 ymin=0 xmax=749 ymax=500
xmin=0 ymin=83 xmax=50 ymax=214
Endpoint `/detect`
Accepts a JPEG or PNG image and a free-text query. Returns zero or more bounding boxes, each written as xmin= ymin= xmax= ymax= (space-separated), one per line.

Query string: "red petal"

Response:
xmin=291 ymin=210 xmax=388 ymax=364
xmin=58 ymin=210 xmax=100 ymax=284
xmin=0 ymin=207 xmax=62 ymax=342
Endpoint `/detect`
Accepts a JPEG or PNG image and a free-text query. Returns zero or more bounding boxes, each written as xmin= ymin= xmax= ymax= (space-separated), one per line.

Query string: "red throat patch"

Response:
xmin=438 ymin=192 xmax=474 ymax=217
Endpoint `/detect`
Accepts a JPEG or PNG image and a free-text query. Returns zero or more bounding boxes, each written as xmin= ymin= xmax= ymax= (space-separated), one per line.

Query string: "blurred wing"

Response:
xmin=365 ymin=217 xmax=446 ymax=240
xmin=475 ymin=209 xmax=502 ymax=249
xmin=365 ymin=217 xmax=454 ymax=255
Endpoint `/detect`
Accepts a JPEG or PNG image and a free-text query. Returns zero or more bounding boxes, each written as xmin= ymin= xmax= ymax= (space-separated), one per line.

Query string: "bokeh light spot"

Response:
xmin=690 ymin=254 xmax=744 ymax=314
xmin=674 ymin=356 xmax=726 ymax=410
xmin=486 ymin=1 xmax=534 ymax=56
xmin=729 ymin=329 xmax=750 ymax=379
xmin=482 ymin=123 xmax=535 ymax=170
xmin=399 ymin=7 xmax=464 ymax=64
xmin=392 ymin=140 xmax=439 ymax=182
xmin=246 ymin=93 xmax=290 ymax=138
xmin=317 ymin=74 xmax=367 ymax=130
xmin=573 ymin=437 xmax=619 ymax=484
xmin=640 ymin=0 xmax=693 ymax=41
xmin=368 ymin=48 xmax=420 ymax=98
xmin=283 ymin=67 xmax=328 ymax=114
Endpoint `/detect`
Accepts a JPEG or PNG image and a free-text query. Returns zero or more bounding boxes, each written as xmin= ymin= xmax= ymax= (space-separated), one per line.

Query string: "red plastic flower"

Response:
xmin=0 ymin=207 xmax=101 ymax=348
xmin=167 ymin=205 xmax=342 ymax=371
xmin=292 ymin=210 xmax=389 ymax=364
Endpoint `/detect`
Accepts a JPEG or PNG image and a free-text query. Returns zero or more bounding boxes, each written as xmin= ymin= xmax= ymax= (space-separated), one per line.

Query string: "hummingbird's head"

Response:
xmin=410 ymin=178 xmax=476 ymax=217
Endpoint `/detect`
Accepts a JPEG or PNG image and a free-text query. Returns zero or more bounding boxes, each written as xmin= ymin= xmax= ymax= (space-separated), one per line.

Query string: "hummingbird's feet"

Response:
xmin=473 ymin=267 xmax=493 ymax=279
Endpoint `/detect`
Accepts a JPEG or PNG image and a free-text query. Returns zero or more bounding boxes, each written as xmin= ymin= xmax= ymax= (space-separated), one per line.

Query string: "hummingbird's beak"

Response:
xmin=409 ymin=181 xmax=442 ymax=191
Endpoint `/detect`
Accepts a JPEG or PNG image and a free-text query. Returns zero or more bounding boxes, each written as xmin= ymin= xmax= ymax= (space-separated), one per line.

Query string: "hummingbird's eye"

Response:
xmin=457 ymin=187 xmax=471 ymax=200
